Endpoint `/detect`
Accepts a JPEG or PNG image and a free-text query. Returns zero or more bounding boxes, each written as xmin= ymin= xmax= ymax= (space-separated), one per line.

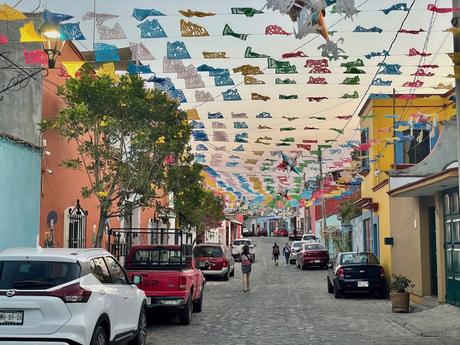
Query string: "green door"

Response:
xmin=443 ymin=190 xmax=460 ymax=306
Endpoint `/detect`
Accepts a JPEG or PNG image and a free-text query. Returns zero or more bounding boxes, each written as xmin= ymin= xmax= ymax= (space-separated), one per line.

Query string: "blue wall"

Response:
xmin=0 ymin=138 xmax=41 ymax=251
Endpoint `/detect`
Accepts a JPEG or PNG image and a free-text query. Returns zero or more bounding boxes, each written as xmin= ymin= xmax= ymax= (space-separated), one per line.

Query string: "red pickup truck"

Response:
xmin=125 ymin=245 xmax=205 ymax=325
xmin=108 ymin=229 xmax=205 ymax=325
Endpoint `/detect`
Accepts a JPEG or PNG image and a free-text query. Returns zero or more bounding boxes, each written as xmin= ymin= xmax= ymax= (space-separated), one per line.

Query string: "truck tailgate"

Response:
xmin=128 ymin=270 xmax=189 ymax=297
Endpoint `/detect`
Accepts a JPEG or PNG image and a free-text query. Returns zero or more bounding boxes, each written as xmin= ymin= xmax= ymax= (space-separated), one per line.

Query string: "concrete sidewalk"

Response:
xmin=388 ymin=304 xmax=460 ymax=338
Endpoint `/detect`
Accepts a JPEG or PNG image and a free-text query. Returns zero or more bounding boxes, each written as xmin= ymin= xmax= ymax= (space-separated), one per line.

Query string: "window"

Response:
xmin=90 ymin=258 xmax=111 ymax=284
xmin=363 ymin=218 xmax=372 ymax=253
xmin=402 ymin=129 xmax=430 ymax=164
xmin=193 ymin=246 xmax=223 ymax=258
xmin=131 ymin=248 xmax=184 ymax=267
xmin=360 ymin=128 xmax=370 ymax=171
xmin=340 ymin=253 xmax=379 ymax=265
xmin=104 ymin=256 xmax=128 ymax=284
xmin=303 ymin=243 xmax=325 ymax=250
xmin=0 ymin=261 xmax=80 ymax=290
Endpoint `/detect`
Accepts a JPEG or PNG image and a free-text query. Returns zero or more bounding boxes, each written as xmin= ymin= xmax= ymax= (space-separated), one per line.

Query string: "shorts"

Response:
xmin=273 ymin=254 xmax=279 ymax=260
xmin=242 ymin=265 xmax=251 ymax=274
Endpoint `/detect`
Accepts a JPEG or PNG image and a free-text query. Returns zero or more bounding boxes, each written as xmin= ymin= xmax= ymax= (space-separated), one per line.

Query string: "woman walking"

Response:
xmin=272 ymin=242 xmax=280 ymax=266
xmin=241 ymin=244 xmax=253 ymax=292
xmin=283 ymin=242 xmax=291 ymax=265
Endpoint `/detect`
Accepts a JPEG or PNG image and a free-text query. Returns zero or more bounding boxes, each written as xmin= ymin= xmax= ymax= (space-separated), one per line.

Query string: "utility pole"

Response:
xmin=453 ymin=0 xmax=460 ymax=196
xmin=318 ymin=147 xmax=327 ymax=245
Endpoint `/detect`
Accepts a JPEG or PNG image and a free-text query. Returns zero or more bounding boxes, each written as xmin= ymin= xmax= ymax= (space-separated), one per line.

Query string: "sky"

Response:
xmin=5 ymin=0 xmax=456 ymax=204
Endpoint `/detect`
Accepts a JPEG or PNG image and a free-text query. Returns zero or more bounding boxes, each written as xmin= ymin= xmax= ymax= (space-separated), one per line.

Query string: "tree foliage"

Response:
xmin=168 ymin=163 xmax=225 ymax=241
xmin=40 ymin=72 xmax=191 ymax=246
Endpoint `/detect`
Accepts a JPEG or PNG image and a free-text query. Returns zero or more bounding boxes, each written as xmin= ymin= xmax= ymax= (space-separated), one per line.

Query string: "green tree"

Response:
xmin=168 ymin=163 xmax=225 ymax=242
xmin=40 ymin=72 xmax=191 ymax=247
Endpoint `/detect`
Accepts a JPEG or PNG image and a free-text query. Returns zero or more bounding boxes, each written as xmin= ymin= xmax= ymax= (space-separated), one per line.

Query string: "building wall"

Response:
xmin=0 ymin=15 xmax=43 ymax=250
xmin=349 ymin=215 xmax=363 ymax=252
xmin=0 ymin=138 xmax=41 ymax=250
xmin=40 ymin=43 xmax=165 ymax=249
xmin=390 ymin=196 xmax=426 ymax=299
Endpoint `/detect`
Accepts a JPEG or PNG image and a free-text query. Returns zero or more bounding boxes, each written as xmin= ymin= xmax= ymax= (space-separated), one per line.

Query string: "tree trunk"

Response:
xmin=95 ymin=208 xmax=107 ymax=248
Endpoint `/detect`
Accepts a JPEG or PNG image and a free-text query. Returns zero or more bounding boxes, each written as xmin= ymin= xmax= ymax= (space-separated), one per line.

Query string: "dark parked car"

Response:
xmin=296 ymin=243 xmax=329 ymax=269
xmin=288 ymin=229 xmax=302 ymax=241
xmin=327 ymin=252 xmax=387 ymax=299
xmin=257 ymin=228 xmax=268 ymax=237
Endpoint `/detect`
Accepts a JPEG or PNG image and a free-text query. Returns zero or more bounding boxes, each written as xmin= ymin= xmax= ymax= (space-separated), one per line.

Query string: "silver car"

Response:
xmin=289 ymin=241 xmax=302 ymax=264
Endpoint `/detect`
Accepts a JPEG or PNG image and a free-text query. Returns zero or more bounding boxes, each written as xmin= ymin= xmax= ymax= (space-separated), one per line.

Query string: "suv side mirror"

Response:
xmin=132 ymin=275 xmax=142 ymax=285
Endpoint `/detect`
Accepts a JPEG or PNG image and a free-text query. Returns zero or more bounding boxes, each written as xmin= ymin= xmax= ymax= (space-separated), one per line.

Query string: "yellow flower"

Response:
xmin=156 ymin=136 xmax=166 ymax=145
xmin=99 ymin=120 xmax=108 ymax=127
xmin=97 ymin=191 xmax=109 ymax=198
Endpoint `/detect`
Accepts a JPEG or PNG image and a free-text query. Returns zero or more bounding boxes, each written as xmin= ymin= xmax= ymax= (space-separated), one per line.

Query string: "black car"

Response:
xmin=327 ymin=252 xmax=387 ymax=299
xmin=288 ymin=229 xmax=302 ymax=241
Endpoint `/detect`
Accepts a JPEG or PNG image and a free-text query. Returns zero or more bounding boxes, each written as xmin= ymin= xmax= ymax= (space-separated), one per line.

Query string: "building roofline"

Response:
xmin=389 ymin=168 xmax=458 ymax=197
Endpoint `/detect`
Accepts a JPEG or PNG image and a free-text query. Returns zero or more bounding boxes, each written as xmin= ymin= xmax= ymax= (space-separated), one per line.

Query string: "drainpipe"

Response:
xmin=453 ymin=0 xmax=460 ymax=195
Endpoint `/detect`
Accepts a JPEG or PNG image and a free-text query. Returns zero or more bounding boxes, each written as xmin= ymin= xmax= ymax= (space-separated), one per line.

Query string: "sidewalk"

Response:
xmin=388 ymin=304 xmax=460 ymax=338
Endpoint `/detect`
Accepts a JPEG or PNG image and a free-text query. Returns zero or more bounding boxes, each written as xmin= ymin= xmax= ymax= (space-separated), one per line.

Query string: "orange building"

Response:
xmin=40 ymin=42 xmax=167 ymax=249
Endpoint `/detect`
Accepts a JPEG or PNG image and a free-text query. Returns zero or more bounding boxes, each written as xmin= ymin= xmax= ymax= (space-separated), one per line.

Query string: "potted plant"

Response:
xmin=390 ymin=274 xmax=414 ymax=313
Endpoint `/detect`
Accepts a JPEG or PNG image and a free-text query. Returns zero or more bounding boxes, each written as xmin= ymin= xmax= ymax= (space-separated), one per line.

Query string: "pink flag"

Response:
xmin=402 ymin=80 xmax=424 ymax=88
xmin=408 ymin=48 xmax=431 ymax=57
xmin=427 ymin=4 xmax=460 ymax=13
xmin=0 ymin=35 xmax=8 ymax=44
xmin=24 ymin=49 xmax=48 ymax=65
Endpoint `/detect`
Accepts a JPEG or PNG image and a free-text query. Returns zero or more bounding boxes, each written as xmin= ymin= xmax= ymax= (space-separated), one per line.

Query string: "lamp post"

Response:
xmin=39 ymin=22 xmax=65 ymax=69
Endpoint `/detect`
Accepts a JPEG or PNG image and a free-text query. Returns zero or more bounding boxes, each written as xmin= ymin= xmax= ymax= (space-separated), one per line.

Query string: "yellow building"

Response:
xmin=357 ymin=91 xmax=457 ymax=304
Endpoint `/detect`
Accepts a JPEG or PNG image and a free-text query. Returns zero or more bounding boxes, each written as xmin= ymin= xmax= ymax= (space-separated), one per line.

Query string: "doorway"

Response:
xmin=428 ymin=207 xmax=438 ymax=296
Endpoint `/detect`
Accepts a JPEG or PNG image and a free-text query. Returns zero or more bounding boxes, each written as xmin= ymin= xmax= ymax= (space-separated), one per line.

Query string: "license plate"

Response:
xmin=358 ymin=281 xmax=369 ymax=287
xmin=314 ymin=260 xmax=321 ymax=263
xmin=0 ymin=310 xmax=24 ymax=325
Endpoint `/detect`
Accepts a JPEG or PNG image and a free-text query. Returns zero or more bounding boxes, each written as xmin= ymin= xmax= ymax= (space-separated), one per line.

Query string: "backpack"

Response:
xmin=241 ymin=254 xmax=252 ymax=266
xmin=273 ymin=246 xmax=280 ymax=255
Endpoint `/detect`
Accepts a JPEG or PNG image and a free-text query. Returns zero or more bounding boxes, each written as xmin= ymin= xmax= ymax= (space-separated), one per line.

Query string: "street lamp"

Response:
xmin=39 ymin=22 xmax=65 ymax=69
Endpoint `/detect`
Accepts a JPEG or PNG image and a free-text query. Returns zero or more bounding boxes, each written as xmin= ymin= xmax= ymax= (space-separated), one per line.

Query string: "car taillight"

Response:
xmin=222 ymin=258 xmax=228 ymax=267
xmin=379 ymin=267 xmax=385 ymax=278
xmin=337 ymin=268 xmax=344 ymax=279
xmin=49 ymin=283 xmax=91 ymax=303
xmin=179 ymin=276 xmax=187 ymax=290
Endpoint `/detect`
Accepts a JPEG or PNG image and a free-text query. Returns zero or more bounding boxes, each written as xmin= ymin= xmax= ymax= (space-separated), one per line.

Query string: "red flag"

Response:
xmin=24 ymin=49 xmax=48 ymax=65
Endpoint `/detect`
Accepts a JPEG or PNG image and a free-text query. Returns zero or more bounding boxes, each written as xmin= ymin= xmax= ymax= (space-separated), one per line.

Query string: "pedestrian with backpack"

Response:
xmin=241 ymin=244 xmax=253 ymax=292
xmin=283 ymin=242 xmax=291 ymax=265
xmin=272 ymin=243 xmax=280 ymax=266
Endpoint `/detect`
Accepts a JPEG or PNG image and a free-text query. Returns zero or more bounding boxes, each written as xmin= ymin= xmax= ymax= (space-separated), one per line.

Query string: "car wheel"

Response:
xmin=128 ymin=307 xmax=147 ymax=345
xmin=377 ymin=289 xmax=388 ymax=299
xmin=333 ymin=283 xmax=342 ymax=299
xmin=223 ymin=269 xmax=230 ymax=281
xmin=193 ymin=290 xmax=203 ymax=313
xmin=301 ymin=264 xmax=307 ymax=270
xmin=179 ymin=296 xmax=192 ymax=325
xmin=327 ymin=277 xmax=334 ymax=293
xmin=90 ymin=325 xmax=108 ymax=345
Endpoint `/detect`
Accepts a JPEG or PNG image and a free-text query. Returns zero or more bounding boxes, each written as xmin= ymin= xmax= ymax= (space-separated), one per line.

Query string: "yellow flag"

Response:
xmin=96 ymin=62 xmax=120 ymax=82
xmin=62 ymin=61 xmax=85 ymax=78
xmin=0 ymin=4 xmax=27 ymax=20
xmin=186 ymin=109 xmax=200 ymax=120
xmin=20 ymin=21 xmax=46 ymax=42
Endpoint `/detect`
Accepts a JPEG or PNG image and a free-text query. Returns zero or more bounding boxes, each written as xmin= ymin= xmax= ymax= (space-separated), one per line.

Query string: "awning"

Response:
xmin=390 ymin=168 xmax=458 ymax=198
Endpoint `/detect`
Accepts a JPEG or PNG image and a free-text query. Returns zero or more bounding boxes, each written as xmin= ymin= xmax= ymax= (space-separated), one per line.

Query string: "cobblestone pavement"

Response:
xmin=145 ymin=237 xmax=457 ymax=345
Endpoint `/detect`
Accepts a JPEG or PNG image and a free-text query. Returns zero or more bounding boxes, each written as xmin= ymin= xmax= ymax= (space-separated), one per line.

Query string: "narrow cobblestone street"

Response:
xmin=146 ymin=237 xmax=457 ymax=345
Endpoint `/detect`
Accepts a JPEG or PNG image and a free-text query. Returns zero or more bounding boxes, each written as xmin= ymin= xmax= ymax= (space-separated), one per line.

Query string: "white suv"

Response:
xmin=301 ymin=234 xmax=320 ymax=243
xmin=0 ymin=248 xmax=147 ymax=345
xmin=231 ymin=239 xmax=255 ymax=261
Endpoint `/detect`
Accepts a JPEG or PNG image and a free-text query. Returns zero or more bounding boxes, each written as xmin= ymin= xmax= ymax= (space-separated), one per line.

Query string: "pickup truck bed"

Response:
xmin=125 ymin=245 xmax=205 ymax=325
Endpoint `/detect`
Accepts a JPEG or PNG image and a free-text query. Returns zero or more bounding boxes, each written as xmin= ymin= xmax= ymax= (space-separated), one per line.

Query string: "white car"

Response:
xmin=0 ymin=248 xmax=147 ymax=345
xmin=289 ymin=241 xmax=303 ymax=264
xmin=301 ymin=234 xmax=320 ymax=243
xmin=231 ymin=239 xmax=255 ymax=261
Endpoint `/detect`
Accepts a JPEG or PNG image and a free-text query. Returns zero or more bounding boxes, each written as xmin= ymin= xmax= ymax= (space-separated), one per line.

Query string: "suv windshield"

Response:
xmin=193 ymin=246 xmax=223 ymax=258
xmin=340 ymin=253 xmax=380 ymax=265
xmin=292 ymin=242 xmax=302 ymax=249
xmin=130 ymin=248 xmax=185 ymax=268
xmin=0 ymin=261 xmax=80 ymax=290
